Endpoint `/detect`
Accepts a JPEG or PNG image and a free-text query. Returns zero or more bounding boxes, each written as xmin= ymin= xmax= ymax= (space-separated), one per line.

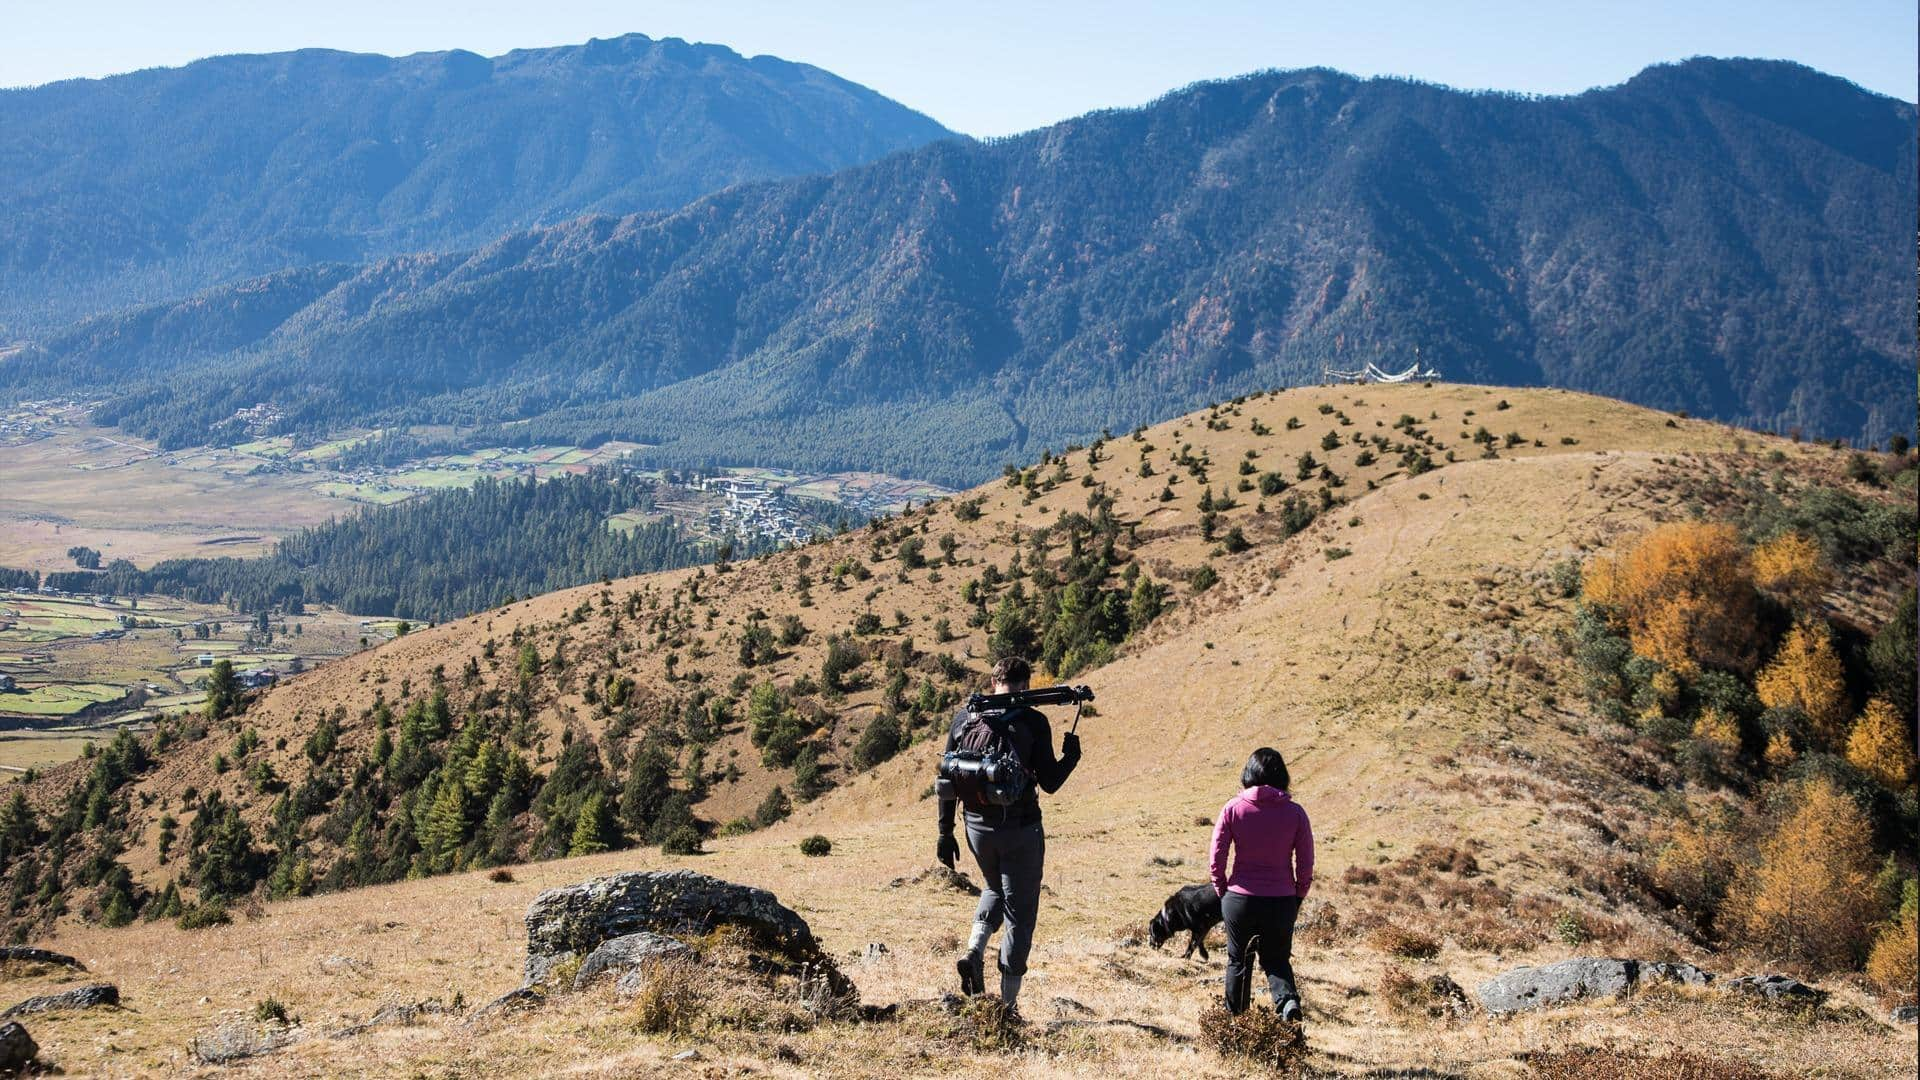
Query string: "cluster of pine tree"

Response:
xmin=22 ymin=470 xmax=738 ymax=622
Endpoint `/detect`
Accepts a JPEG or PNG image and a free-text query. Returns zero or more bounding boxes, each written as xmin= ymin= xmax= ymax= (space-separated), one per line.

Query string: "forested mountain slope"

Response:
xmin=6 ymin=385 xmax=1915 ymax=1075
xmin=12 ymin=58 xmax=1912 ymax=482
xmin=0 ymin=33 xmax=953 ymax=331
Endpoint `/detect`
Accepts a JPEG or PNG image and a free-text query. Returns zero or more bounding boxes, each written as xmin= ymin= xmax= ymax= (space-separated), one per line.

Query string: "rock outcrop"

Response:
xmin=573 ymin=932 xmax=693 ymax=989
xmin=0 ymin=948 xmax=84 ymax=971
xmin=0 ymin=1022 xmax=35 ymax=1071
xmin=1722 ymin=974 xmax=1826 ymax=1006
xmin=521 ymin=870 xmax=850 ymax=999
xmin=1477 ymin=958 xmax=1713 ymax=1014
xmin=1 ymin=983 xmax=119 ymax=1018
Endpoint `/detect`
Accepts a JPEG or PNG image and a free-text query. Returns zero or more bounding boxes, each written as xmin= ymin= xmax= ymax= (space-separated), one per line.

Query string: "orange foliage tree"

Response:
xmin=1755 ymin=620 xmax=1852 ymax=748
xmin=1846 ymin=698 xmax=1916 ymax=789
xmin=1582 ymin=522 xmax=1759 ymax=677
xmin=1750 ymin=531 xmax=1833 ymax=611
xmin=1731 ymin=776 xmax=1878 ymax=971
xmin=1866 ymin=881 xmax=1917 ymax=1006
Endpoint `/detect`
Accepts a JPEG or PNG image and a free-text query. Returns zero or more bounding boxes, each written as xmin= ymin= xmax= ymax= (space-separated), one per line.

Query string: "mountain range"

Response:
xmin=0 ymin=33 xmax=953 ymax=332
xmin=6 ymin=57 xmax=1915 ymax=486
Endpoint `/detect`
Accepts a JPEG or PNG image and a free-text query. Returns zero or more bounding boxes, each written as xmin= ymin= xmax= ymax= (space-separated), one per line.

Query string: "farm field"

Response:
xmin=4 ymin=402 xmax=946 ymax=572
xmin=0 ymin=589 xmax=374 ymax=773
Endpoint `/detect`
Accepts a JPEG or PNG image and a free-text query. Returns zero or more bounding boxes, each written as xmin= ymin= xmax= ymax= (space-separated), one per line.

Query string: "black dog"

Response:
xmin=1148 ymin=883 xmax=1223 ymax=960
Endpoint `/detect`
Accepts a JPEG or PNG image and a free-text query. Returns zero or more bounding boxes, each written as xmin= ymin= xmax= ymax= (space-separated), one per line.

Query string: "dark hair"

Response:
xmin=991 ymin=656 xmax=1031 ymax=688
xmin=1241 ymin=747 xmax=1290 ymax=791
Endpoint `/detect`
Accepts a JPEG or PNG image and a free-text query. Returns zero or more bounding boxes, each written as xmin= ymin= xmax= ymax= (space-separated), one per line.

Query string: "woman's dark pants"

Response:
xmin=1221 ymin=891 xmax=1301 ymax=1013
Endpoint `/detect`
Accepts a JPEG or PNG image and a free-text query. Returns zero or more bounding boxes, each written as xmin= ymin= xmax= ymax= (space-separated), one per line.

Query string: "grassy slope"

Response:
xmin=9 ymin=384 xmax=1913 ymax=1075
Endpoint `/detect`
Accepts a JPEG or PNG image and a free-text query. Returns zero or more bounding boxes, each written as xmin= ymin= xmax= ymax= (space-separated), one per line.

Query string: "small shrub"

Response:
xmin=661 ymin=826 xmax=704 ymax=856
xmin=1378 ymin=966 xmax=1470 ymax=1019
xmin=1369 ymin=924 xmax=1440 ymax=959
xmin=1553 ymin=911 xmax=1588 ymax=946
xmin=488 ymin=868 xmax=515 ymax=884
xmin=252 ymin=997 xmax=290 ymax=1025
xmin=1197 ymin=1003 xmax=1308 ymax=1072
xmin=1342 ymin=866 xmax=1380 ymax=886
xmin=1324 ymin=547 xmax=1351 ymax=561
xmin=178 ymin=900 xmax=232 ymax=931
xmin=800 ymin=835 xmax=832 ymax=857
xmin=630 ymin=959 xmax=708 ymax=1036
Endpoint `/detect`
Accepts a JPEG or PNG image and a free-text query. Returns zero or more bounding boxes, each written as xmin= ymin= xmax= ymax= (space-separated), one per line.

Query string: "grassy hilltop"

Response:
xmin=2 ymin=383 xmax=1913 ymax=1076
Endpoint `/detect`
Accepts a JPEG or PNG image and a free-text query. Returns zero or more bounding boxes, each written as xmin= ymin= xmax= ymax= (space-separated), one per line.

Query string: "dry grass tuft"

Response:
xmin=1527 ymin=1047 xmax=1782 ymax=1080
xmin=1368 ymin=923 xmax=1441 ymax=959
xmin=1377 ymin=965 xmax=1472 ymax=1019
xmin=627 ymin=957 xmax=709 ymax=1036
xmin=1197 ymin=1003 xmax=1309 ymax=1074
xmin=908 ymin=994 xmax=1026 ymax=1052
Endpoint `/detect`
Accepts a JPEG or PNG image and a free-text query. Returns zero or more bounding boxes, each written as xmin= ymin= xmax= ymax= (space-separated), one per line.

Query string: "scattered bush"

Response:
xmin=178 ymin=900 xmax=231 ymax=930
xmin=1378 ymin=966 xmax=1471 ymax=1019
xmin=800 ymin=835 xmax=832 ymax=857
xmin=1369 ymin=924 xmax=1441 ymax=959
xmin=1197 ymin=1003 xmax=1308 ymax=1072
xmin=252 ymin=997 xmax=290 ymax=1024
xmin=488 ymin=868 xmax=515 ymax=884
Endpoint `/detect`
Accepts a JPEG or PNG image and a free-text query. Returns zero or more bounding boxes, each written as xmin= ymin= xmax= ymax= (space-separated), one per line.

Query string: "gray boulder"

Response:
xmin=1477 ymin=958 xmax=1637 ymax=1014
xmin=1723 ymin=974 xmax=1826 ymax=1006
xmin=2 ymin=983 xmax=118 ymax=1018
xmin=1890 ymin=1004 xmax=1917 ymax=1025
xmin=1641 ymin=961 xmax=1715 ymax=987
xmin=0 ymin=1022 xmax=34 ymax=1072
xmin=522 ymin=870 xmax=833 ymax=991
xmin=572 ymin=932 xmax=693 ymax=989
xmin=0 ymin=947 xmax=84 ymax=971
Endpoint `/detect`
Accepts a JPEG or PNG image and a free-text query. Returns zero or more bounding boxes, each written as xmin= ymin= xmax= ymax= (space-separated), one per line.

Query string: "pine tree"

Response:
xmin=1756 ymin=620 xmax=1852 ymax=747
xmin=1865 ymin=880 xmax=1917 ymax=1003
xmin=1732 ymin=776 xmax=1878 ymax=971
xmin=619 ymin=744 xmax=672 ymax=837
xmin=568 ymin=792 xmax=614 ymax=857
xmin=1751 ymin=531 xmax=1832 ymax=610
xmin=1846 ymin=698 xmax=1915 ymax=789
xmin=420 ymin=779 xmax=472 ymax=873
xmin=0 ymin=791 xmax=38 ymax=871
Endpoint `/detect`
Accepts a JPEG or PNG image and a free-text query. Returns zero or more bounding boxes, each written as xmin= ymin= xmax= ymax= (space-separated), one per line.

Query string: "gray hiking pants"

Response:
xmin=964 ymin=818 xmax=1045 ymax=976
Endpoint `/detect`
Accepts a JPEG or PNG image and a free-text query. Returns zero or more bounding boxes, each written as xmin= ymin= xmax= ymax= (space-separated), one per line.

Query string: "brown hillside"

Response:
xmin=6 ymin=384 xmax=1914 ymax=1076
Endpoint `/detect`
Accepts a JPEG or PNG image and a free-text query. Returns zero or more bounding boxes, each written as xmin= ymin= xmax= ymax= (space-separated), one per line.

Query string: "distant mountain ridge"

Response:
xmin=0 ymin=33 xmax=954 ymax=331
xmin=9 ymin=57 xmax=1913 ymax=484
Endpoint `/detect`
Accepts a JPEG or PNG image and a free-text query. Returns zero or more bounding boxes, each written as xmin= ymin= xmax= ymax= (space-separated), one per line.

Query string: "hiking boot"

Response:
xmin=1279 ymin=998 xmax=1302 ymax=1023
xmin=956 ymin=951 xmax=985 ymax=996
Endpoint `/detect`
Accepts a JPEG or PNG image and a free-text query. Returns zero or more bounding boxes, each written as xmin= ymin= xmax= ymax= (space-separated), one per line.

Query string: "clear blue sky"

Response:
xmin=4 ymin=0 xmax=1913 ymax=135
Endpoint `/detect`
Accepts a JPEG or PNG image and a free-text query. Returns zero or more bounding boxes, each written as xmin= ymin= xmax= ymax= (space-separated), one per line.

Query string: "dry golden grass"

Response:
xmin=6 ymin=385 xmax=1913 ymax=1076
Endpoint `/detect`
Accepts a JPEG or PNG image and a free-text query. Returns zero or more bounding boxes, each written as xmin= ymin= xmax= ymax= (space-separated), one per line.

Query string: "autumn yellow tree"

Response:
xmin=1581 ymin=522 xmax=1760 ymax=677
xmin=1751 ymin=531 xmax=1833 ymax=611
xmin=1847 ymin=698 xmax=1916 ymax=789
xmin=1866 ymin=881 xmax=1917 ymax=1005
xmin=1756 ymin=620 xmax=1852 ymax=747
xmin=1692 ymin=707 xmax=1742 ymax=751
xmin=1731 ymin=776 xmax=1878 ymax=971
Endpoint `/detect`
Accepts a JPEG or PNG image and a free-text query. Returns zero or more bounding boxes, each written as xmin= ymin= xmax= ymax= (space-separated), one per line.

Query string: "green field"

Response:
xmin=0 ymin=682 xmax=125 ymax=717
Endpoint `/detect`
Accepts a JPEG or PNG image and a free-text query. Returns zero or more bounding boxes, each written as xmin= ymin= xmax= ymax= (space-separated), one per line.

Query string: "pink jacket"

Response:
xmin=1209 ymin=786 xmax=1314 ymax=897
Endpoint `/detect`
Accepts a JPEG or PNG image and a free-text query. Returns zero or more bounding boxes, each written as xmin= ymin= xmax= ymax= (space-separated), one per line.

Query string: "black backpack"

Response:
xmin=937 ymin=709 xmax=1031 ymax=808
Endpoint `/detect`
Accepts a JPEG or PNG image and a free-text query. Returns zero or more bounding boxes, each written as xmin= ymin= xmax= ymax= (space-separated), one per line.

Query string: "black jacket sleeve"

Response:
xmin=937 ymin=713 xmax=958 ymax=835
xmin=1027 ymin=710 xmax=1080 ymax=794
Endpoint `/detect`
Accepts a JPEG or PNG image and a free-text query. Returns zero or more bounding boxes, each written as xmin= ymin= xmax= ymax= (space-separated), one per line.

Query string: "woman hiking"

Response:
xmin=1208 ymin=747 xmax=1314 ymax=1019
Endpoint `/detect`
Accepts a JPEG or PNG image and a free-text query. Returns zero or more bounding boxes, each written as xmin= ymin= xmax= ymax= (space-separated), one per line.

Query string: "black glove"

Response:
xmin=1061 ymin=731 xmax=1081 ymax=761
xmin=937 ymin=832 xmax=959 ymax=869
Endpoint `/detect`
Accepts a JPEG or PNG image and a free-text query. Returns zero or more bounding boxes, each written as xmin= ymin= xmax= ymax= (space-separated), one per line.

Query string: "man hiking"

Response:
xmin=936 ymin=656 xmax=1081 ymax=1011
